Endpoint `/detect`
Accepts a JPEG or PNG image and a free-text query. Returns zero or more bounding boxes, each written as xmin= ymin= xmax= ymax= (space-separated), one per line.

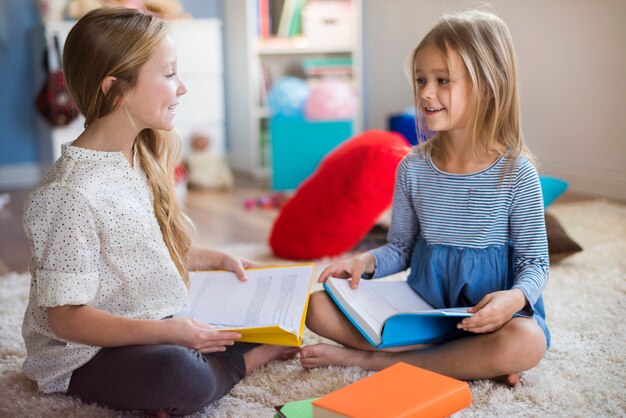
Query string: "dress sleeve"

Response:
xmin=368 ymin=157 xmax=420 ymax=278
xmin=24 ymin=185 xmax=101 ymax=307
xmin=509 ymin=160 xmax=550 ymax=314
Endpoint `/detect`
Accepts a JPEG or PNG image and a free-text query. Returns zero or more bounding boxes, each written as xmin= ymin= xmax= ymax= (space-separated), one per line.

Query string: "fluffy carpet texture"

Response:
xmin=0 ymin=200 xmax=624 ymax=417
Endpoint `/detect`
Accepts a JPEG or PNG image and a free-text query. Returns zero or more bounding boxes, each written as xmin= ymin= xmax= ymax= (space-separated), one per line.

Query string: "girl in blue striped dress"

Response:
xmin=301 ymin=10 xmax=549 ymax=387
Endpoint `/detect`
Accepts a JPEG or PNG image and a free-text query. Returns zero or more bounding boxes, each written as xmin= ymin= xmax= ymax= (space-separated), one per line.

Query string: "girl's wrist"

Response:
xmin=360 ymin=253 xmax=376 ymax=274
xmin=213 ymin=250 xmax=228 ymax=270
xmin=188 ymin=247 xmax=224 ymax=271
xmin=510 ymin=288 xmax=528 ymax=313
xmin=152 ymin=318 xmax=178 ymax=345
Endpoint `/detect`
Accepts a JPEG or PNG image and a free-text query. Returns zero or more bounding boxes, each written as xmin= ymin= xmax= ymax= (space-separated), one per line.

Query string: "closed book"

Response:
xmin=312 ymin=362 xmax=472 ymax=418
xmin=276 ymin=397 xmax=319 ymax=417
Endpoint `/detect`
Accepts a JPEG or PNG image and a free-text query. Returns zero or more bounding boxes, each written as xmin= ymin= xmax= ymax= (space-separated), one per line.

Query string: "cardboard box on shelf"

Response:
xmin=302 ymin=1 xmax=353 ymax=50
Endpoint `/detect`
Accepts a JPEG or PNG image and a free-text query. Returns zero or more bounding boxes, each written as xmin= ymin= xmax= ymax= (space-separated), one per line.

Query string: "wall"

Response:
xmin=179 ymin=0 xmax=221 ymax=18
xmin=0 ymin=0 xmax=44 ymax=189
xmin=362 ymin=0 xmax=626 ymax=200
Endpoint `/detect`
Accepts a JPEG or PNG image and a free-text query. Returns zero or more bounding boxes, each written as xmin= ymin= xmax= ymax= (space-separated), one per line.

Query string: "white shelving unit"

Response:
xmin=169 ymin=19 xmax=225 ymax=158
xmin=43 ymin=19 xmax=225 ymax=161
xmin=223 ymin=0 xmax=363 ymax=179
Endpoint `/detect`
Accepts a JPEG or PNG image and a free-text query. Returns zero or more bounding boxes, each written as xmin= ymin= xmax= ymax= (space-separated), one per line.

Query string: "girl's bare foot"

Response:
xmin=244 ymin=344 xmax=300 ymax=375
xmin=300 ymin=343 xmax=366 ymax=369
xmin=494 ymin=373 xmax=521 ymax=387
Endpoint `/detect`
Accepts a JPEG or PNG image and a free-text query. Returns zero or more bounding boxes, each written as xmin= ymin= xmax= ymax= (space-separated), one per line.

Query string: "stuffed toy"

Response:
xmin=186 ymin=132 xmax=234 ymax=191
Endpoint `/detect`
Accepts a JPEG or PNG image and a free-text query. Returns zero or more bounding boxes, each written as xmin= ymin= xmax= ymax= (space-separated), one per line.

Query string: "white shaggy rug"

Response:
xmin=1 ymin=200 xmax=625 ymax=417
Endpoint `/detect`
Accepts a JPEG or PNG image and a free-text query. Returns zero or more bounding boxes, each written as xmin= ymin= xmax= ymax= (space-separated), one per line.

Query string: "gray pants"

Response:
xmin=67 ymin=343 xmax=255 ymax=416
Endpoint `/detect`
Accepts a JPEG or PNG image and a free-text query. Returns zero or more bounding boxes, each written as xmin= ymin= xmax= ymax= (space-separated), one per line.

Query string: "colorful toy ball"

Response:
xmin=268 ymin=77 xmax=310 ymax=118
xmin=304 ymin=77 xmax=357 ymax=121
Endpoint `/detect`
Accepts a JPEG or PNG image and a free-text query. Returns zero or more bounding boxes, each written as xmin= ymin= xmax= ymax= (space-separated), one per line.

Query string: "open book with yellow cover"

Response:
xmin=175 ymin=264 xmax=314 ymax=347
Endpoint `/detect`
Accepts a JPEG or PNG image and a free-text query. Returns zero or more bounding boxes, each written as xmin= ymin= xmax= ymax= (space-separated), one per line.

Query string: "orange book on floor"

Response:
xmin=311 ymin=362 xmax=472 ymax=418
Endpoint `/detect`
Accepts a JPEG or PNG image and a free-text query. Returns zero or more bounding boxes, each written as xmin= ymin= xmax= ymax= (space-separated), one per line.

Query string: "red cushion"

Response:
xmin=269 ymin=130 xmax=411 ymax=259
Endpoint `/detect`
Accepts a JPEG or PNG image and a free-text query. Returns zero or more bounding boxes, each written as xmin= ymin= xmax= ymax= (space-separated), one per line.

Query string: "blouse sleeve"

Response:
xmin=509 ymin=160 xmax=550 ymax=314
xmin=24 ymin=185 xmax=101 ymax=307
xmin=368 ymin=157 xmax=419 ymax=278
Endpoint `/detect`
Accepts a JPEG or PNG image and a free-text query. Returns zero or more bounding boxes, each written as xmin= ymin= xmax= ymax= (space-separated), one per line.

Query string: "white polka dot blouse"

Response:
xmin=22 ymin=143 xmax=188 ymax=393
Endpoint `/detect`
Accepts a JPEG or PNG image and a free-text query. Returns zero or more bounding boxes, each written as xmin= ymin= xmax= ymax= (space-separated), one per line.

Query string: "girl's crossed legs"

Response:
xmin=68 ymin=343 xmax=298 ymax=416
xmin=301 ymin=291 xmax=546 ymax=387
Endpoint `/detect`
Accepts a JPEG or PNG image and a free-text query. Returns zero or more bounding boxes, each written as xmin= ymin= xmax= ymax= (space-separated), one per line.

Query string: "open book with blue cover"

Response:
xmin=324 ymin=278 xmax=472 ymax=348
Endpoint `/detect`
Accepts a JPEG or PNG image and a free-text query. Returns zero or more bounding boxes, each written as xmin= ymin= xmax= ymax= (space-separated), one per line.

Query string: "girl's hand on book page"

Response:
xmin=458 ymin=289 xmax=527 ymax=333
xmin=318 ymin=253 xmax=375 ymax=289
xmin=188 ymin=248 xmax=260 ymax=281
xmin=162 ymin=317 xmax=241 ymax=353
xmin=220 ymin=253 xmax=261 ymax=282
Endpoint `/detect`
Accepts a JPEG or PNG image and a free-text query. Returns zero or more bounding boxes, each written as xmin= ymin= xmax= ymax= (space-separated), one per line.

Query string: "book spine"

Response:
xmin=277 ymin=0 xmax=295 ymax=38
xmin=409 ymin=384 xmax=472 ymax=417
xmin=259 ymin=0 xmax=271 ymax=38
xmin=323 ymin=282 xmax=381 ymax=348
xmin=270 ymin=0 xmax=285 ymax=35
xmin=288 ymin=0 xmax=305 ymax=36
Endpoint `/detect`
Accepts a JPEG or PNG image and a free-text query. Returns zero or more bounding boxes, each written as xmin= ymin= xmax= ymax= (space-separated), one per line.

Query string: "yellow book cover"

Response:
xmin=175 ymin=264 xmax=314 ymax=347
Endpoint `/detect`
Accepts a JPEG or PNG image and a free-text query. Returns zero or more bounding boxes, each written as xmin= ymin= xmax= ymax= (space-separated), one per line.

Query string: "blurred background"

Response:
xmin=0 ymin=0 xmax=624 ymax=199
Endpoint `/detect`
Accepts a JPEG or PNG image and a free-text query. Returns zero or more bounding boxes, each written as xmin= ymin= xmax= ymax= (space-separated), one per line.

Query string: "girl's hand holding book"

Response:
xmin=458 ymin=289 xmax=527 ymax=333
xmin=218 ymin=252 xmax=260 ymax=282
xmin=188 ymin=248 xmax=261 ymax=281
xmin=162 ymin=317 xmax=241 ymax=353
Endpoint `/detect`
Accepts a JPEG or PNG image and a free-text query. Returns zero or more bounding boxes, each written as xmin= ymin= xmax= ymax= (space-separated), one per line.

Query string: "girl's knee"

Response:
xmin=493 ymin=319 xmax=546 ymax=371
xmin=148 ymin=345 xmax=222 ymax=414
xmin=305 ymin=291 xmax=332 ymax=332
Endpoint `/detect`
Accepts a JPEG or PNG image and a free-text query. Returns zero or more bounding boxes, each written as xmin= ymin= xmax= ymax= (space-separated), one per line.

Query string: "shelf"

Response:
xmin=224 ymin=0 xmax=362 ymax=179
xmin=256 ymin=37 xmax=353 ymax=55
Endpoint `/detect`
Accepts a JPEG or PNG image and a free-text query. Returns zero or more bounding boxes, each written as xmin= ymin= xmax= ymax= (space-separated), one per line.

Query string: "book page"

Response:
xmin=434 ymin=307 xmax=472 ymax=316
xmin=326 ymin=279 xmax=435 ymax=343
xmin=329 ymin=279 xmax=433 ymax=319
xmin=176 ymin=265 xmax=312 ymax=333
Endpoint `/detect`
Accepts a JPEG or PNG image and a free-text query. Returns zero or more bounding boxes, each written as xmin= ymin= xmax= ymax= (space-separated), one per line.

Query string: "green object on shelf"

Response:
xmin=302 ymin=57 xmax=353 ymax=69
xmin=289 ymin=0 xmax=306 ymax=36
xmin=271 ymin=118 xmax=353 ymax=191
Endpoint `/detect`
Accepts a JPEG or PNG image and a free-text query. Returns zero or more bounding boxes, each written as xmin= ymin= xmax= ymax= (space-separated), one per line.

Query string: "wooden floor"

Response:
xmin=0 ymin=181 xmax=606 ymax=276
xmin=0 ymin=183 xmax=280 ymax=275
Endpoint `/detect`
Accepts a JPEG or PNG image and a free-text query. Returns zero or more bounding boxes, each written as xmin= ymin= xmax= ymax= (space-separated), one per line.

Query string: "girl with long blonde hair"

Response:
xmin=22 ymin=7 xmax=296 ymax=416
xmin=301 ymin=10 xmax=549 ymax=387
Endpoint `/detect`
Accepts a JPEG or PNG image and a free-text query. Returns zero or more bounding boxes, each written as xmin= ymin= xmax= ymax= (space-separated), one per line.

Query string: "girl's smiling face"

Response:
xmin=415 ymin=43 xmax=472 ymax=136
xmin=124 ymin=34 xmax=187 ymax=132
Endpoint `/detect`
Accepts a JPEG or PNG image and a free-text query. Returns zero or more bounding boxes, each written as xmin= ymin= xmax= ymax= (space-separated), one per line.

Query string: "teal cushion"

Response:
xmin=540 ymin=176 xmax=568 ymax=208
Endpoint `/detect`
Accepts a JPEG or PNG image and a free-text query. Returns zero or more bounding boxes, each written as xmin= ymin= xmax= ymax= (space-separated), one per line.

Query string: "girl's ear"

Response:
xmin=100 ymin=76 xmax=117 ymax=96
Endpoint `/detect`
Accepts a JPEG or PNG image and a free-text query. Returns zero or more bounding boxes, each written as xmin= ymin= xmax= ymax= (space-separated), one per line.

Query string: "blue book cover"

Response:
xmin=323 ymin=279 xmax=472 ymax=348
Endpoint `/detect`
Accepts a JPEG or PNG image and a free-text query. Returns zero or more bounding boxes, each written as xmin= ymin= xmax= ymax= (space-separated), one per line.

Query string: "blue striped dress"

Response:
xmin=368 ymin=150 xmax=550 ymax=346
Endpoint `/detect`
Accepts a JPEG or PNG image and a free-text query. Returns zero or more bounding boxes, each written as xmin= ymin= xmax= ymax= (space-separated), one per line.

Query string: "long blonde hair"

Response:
xmin=411 ymin=10 xmax=534 ymax=170
xmin=63 ymin=7 xmax=192 ymax=285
